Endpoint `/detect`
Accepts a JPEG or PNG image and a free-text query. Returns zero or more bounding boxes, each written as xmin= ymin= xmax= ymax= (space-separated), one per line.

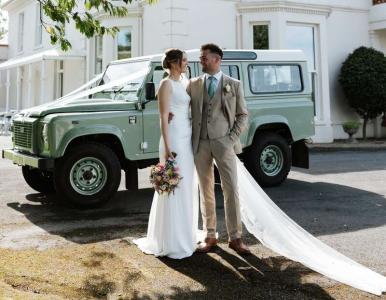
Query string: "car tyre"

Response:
xmin=54 ymin=142 xmax=121 ymax=208
xmin=244 ymin=132 xmax=291 ymax=187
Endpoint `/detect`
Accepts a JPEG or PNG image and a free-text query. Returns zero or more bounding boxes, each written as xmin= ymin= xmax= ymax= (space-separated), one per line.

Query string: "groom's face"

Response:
xmin=200 ymin=50 xmax=221 ymax=74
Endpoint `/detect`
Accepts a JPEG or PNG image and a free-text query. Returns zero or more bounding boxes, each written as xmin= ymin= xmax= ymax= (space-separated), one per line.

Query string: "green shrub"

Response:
xmin=339 ymin=46 xmax=386 ymax=139
xmin=342 ymin=121 xmax=360 ymax=131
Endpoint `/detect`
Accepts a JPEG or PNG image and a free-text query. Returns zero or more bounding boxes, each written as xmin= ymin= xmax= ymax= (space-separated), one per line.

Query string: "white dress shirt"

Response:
xmin=205 ymin=70 xmax=223 ymax=92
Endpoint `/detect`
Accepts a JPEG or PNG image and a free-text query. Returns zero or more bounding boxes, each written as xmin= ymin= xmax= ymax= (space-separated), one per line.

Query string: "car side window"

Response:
xmin=152 ymin=65 xmax=191 ymax=92
xmin=248 ymin=64 xmax=303 ymax=94
xmin=221 ymin=65 xmax=240 ymax=80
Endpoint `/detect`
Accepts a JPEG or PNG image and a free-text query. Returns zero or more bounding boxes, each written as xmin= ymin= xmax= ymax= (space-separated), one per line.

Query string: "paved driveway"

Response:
xmin=0 ymin=135 xmax=385 ymax=299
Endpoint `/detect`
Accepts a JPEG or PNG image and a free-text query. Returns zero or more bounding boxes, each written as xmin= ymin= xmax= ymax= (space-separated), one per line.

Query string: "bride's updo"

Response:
xmin=162 ymin=48 xmax=184 ymax=72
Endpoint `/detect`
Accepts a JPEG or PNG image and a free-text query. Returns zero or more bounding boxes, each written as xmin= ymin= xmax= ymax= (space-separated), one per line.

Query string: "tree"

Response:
xmin=339 ymin=46 xmax=386 ymax=139
xmin=38 ymin=0 xmax=157 ymax=51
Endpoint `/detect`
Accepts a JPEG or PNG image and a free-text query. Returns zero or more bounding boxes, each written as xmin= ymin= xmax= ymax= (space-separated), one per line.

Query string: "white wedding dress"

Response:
xmin=134 ymin=78 xmax=199 ymax=259
xmin=134 ymin=79 xmax=386 ymax=295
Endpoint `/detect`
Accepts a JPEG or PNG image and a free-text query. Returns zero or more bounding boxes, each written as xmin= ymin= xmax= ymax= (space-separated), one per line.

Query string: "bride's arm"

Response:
xmin=158 ymin=79 xmax=174 ymax=161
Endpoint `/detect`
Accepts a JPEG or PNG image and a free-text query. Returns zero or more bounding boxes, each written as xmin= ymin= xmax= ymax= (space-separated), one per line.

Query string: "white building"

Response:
xmin=0 ymin=0 xmax=385 ymax=142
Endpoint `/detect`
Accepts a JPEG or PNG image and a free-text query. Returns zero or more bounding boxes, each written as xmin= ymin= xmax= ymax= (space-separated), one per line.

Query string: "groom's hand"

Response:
xmin=168 ymin=112 xmax=174 ymax=123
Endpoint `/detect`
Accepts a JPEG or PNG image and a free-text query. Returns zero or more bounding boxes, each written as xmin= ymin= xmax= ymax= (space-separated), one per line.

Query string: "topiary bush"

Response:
xmin=339 ymin=46 xmax=386 ymax=139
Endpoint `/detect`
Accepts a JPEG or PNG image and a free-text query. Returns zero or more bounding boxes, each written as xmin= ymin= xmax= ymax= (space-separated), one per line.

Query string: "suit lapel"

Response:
xmin=222 ymin=75 xmax=231 ymax=99
xmin=221 ymin=75 xmax=232 ymax=124
xmin=197 ymin=75 xmax=205 ymax=115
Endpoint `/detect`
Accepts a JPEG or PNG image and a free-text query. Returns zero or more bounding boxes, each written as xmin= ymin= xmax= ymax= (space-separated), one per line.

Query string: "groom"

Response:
xmin=187 ymin=44 xmax=250 ymax=255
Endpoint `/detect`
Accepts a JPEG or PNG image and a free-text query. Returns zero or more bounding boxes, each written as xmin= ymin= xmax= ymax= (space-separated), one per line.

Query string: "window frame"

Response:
xmin=34 ymin=4 xmax=43 ymax=47
xmin=252 ymin=23 xmax=270 ymax=50
xmin=247 ymin=63 xmax=304 ymax=95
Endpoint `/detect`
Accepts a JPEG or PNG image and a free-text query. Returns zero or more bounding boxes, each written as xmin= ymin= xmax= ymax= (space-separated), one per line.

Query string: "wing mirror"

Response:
xmin=145 ymin=82 xmax=156 ymax=100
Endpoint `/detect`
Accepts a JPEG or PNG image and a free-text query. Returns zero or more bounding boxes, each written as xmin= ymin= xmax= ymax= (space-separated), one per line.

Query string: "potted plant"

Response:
xmin=342 ymin=121 xmax=360 ymax=143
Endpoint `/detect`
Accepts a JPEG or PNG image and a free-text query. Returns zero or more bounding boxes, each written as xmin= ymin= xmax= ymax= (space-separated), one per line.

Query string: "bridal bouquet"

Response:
xmin=150 ymin=153 xmax=183 ymax=195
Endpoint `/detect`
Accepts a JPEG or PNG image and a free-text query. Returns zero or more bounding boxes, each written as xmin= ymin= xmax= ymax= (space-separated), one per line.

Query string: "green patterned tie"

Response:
xmin=207 ymin=76 xmax=216 ymax=99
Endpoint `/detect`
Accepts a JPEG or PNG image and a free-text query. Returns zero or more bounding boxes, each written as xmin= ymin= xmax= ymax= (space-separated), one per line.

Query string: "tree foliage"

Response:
xmin=37 ymin=0 xmax=157 ymax=51
xmin=339 ymin=46 xmax=386 ymax=139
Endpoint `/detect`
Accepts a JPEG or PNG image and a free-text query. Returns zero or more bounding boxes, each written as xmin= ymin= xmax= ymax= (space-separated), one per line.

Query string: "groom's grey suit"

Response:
xmin=187 ymin=73 xmax=248 ymax=240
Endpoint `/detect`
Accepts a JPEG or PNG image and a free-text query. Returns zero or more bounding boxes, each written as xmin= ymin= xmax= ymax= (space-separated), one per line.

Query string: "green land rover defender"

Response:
xmin=2 ymin=49 xmax=314 ymax=208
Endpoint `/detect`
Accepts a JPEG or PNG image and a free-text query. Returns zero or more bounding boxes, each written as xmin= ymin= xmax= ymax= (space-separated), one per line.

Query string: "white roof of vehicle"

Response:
xmin=111 ymin=49 xmax=307 ymax=65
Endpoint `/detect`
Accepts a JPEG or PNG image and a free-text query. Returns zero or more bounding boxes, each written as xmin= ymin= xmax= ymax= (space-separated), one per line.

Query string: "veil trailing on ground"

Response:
xmin=235 ymin=158 xmax=386 ymax=296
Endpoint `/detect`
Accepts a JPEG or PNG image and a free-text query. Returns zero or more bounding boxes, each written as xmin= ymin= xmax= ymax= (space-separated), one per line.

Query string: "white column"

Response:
xmin=368 ymin=30 xmax=384 ymax=138
xmin=16 ymin=67 xmax=21 ymax=111
xmin=27 ymin=64 xmax=33 ymax=108
xmin=138 ymin=16 xmax=143 ymax=56
xmin=236 ymin=14 xmax=243 ymax=49
xmin=5 ymin=69 xmax=10 ymax=112
xmin=40 ymin=60 xmax=46 ymax=105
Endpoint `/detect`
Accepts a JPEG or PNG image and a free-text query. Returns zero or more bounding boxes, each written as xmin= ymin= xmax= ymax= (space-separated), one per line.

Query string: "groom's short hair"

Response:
xmin=201 ymin=43 xmax=223 ymax=59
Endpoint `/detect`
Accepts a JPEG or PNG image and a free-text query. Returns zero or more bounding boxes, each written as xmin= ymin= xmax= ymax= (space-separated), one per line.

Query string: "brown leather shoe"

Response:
xmin=196 ymin=237 xmax=218 ymax=253
xmin=229 ymin=238 xmax=251 ymax=255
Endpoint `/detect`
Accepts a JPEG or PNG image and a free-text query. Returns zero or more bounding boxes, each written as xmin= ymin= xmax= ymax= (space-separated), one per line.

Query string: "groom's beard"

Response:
xmin=201 ymin=66 xmax=208 ymax=73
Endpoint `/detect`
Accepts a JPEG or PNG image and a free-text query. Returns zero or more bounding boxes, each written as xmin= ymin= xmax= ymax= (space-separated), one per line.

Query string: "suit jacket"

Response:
xmin=187 ymin=74 xmax=248 ymax=154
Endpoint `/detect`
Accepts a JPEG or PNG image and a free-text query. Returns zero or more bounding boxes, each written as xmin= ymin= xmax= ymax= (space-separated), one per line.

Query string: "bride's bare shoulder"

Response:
xmin=159 ymin=78 xmax=172 ymax=89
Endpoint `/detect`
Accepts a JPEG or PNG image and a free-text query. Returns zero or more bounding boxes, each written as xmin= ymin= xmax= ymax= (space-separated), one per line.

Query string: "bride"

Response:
xmin=134 ymin=48 xmax=198 ymax=259
xmin=134 ymin=48 xmax=386 ymax=296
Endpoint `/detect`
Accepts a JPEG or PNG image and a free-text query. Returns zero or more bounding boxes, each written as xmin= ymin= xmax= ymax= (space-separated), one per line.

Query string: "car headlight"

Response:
xmin=42 ymin=123 xmax=49 ymax=144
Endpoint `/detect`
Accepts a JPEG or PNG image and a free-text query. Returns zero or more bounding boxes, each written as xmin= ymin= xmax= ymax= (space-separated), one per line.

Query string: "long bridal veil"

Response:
xmin=235 ymin=158 xmax=386 ymax=296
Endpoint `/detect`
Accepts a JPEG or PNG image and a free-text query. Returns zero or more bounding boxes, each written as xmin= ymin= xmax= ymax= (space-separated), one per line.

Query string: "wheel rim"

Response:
xmin=260 ymin=145 xmax=284 ymax=177
xmin=70 ymin=157 xmax=108 ymax=196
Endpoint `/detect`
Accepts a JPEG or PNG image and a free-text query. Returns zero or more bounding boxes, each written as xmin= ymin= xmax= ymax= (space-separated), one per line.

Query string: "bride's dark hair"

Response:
xmin=162 ymin=48 xmax=185 ymax=71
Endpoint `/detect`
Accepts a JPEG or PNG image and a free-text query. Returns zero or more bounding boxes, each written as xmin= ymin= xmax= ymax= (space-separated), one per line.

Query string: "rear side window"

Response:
xmin=248 ymin=64 xmax=303 ymax=94
xmin=221 ymin=65 xmax=240 ymax=80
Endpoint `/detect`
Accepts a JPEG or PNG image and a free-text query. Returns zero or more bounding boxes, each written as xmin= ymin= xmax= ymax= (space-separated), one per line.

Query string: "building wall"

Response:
xmin=143 ymin=0 xmax=237 ymax=54
xmin=2 ymin=0 xmax=386 ymax=142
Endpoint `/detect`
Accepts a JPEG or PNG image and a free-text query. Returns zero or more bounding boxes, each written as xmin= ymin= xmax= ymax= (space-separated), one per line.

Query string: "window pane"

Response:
xmin=286 ymin=25 xmax=315 ymax=70
xmin=248 ymin=64 xmax=302 ymax=94
xmin=95 ymin=36 xmax=103 ymax=74
xmin=253 ymin=25 xmax=269 ymax=50
xmin=229 ymin=65 xmax=240 ymax=79
xmin=220 ymin=65 xmax=230 ymax=76
xmin=117 ymin=28 xmax=131 ymax=60
xmin=152 ymin=65 xmax=191 ymax=92
xmin=152 ymin=66 xmax=168 ymax=91
xmin=220 ymin=65 xmax=240 ymax=80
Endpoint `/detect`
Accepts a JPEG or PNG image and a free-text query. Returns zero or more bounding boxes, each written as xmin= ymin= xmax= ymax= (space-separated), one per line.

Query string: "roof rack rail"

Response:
xmin=222 ymin=51 xmax=257 ymax=60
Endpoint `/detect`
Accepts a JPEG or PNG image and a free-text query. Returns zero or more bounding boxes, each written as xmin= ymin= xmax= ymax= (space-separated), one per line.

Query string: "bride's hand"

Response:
xmin=164 ymin=149 xmax=174 ymax=161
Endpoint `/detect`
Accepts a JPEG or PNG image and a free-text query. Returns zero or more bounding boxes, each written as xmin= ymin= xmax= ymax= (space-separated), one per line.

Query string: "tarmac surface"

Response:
xmin=0 ymin=135 xmax=385 ymax=299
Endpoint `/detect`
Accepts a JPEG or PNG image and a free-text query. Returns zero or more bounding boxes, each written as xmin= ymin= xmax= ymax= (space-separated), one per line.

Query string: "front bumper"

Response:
xmin=2 ymin=149 xmax=54 ymax=169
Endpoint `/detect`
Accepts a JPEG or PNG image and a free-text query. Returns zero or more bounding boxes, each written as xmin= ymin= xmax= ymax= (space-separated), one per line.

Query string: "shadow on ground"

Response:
xmin=5 ymin=176 xmax=386 ymax=246
xmin=265 ymin=179 xmax=386 ymax=236
xmin=157 ymin=249 xmax=334 ymax=300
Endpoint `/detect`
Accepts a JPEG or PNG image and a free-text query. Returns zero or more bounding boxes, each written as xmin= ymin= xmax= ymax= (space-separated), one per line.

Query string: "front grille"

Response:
xmin=13 ymin=121 xmax=33 ymax=149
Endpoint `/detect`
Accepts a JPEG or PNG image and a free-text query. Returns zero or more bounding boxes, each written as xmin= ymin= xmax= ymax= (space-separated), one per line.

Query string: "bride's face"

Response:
xmin=180 ymin=53 xmax=188 ymax=73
